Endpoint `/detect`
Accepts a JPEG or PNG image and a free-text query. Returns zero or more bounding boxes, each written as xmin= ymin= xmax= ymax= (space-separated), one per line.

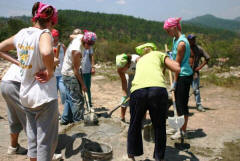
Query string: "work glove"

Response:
xmin=121 ymin=96 xmax=128 ymax=104
xmin=167 ymin=51 xmax=173 ymax=60
xmin=169 ymin=81 xmax=177 ymax=92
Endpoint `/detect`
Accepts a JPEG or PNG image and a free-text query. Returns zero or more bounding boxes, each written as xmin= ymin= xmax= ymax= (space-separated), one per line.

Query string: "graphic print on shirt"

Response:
xmin=18 ymin=43 xmax=34 ymax=76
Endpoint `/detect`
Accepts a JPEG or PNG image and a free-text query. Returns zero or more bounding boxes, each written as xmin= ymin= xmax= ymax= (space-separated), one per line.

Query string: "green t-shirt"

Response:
xmin=131 ymin=51 xmax=167 ymax=93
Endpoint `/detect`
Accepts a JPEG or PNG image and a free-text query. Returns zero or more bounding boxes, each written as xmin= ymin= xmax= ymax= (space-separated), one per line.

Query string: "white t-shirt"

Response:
xmin=61 ymin=34 xmax=83 ymax=76
xmin=81 ymin=47 xmax=93 ymax=74
xmin=1 ymin=64 xmax=21 ymax=82
xmin=54 ymin=44 xmax=64 ymax=76
xmin=125 ymin=54 xmax=139 ymax=76
xmin=14 ymin=27 xmax=57 ymax=108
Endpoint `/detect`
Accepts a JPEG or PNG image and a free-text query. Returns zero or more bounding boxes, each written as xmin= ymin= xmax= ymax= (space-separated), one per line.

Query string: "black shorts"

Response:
xmin=175 ymin=75 xmax=193 ymax=116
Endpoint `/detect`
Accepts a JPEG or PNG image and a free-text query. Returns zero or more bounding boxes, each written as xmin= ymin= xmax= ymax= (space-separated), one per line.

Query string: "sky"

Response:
xmin=0 ymin=0 xmax=239 ymax=22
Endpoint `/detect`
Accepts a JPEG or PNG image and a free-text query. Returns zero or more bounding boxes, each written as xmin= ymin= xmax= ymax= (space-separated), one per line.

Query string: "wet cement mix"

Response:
xmin=0 ymin=61 xmax=240 ymax=161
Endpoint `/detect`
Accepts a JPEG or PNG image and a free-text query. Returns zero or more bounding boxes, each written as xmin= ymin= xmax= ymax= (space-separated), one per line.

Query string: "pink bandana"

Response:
xmin=51 ymin=29 xmax=59 ymax=37
xmin=82 ymin=31 xmax=97 ymax=45
xmin=32 ymin=2 xmax=58 ymax=25
xmin=163 ymin=17 xmax=182 ymax=31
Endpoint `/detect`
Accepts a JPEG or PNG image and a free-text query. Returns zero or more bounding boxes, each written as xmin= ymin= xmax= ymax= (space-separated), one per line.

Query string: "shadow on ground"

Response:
xmin=188 ymin=106 xmax=214 ymax=111
xmin=186 ymin=129 xmax=207 ymax=139
xmin=138 ymin=145 xmax=199 ymax=161
xmin=56 ymin=133 xmax=86 ymax=159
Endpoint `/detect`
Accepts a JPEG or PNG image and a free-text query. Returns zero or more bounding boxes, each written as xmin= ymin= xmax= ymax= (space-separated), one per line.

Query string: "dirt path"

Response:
xmin=0 ymin=64 xmax=239 ymax=160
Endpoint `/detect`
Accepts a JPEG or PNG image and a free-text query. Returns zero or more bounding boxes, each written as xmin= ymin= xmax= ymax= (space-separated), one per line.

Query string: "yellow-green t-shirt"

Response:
xmin=131 ymin=51 xmax=167 ymax=93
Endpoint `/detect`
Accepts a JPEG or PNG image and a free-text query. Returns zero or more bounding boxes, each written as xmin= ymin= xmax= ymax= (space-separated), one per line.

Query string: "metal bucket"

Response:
xmin=82 ymin=138 xmax=113 ymax=161
xmin=143 ymin=123 xmax=155 ymax=142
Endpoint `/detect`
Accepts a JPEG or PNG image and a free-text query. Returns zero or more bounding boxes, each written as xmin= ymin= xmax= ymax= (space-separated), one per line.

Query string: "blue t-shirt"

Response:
xmin=81 ymin=47 xmax=93 ymax=74
xmin=172 ymin=34 xmax=193 ymax=76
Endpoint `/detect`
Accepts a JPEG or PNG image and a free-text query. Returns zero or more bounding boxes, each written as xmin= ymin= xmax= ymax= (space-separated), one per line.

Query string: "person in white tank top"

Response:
xmin=116 ymin=53 xmax=140 ymax=122
xmin=60 ymin=31 xmax=97 ymax=125
xmin=0 ymin=2 xmax=60 ymax=161
xmin=0 ymin=64 xmax=27 ymax=155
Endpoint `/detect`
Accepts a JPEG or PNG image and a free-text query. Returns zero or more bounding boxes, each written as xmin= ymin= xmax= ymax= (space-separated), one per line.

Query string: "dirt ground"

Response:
xmin=0 ymin=61 xmax=240 ymax=161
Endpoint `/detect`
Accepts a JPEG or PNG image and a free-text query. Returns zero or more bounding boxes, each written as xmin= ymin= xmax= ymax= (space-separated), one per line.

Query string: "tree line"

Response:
xmin=0 ymin=10 xmax=239 ymax=66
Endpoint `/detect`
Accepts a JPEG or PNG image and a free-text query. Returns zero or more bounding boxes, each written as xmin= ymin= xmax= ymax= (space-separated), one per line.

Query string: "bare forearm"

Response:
xmin=121 ymin=79 xmax=128 ymax=96
xmin=42 ymin=53 xmax=54 ymax=77
xmin=165 ymin=57 xmax=180 ymax=73
xmin=118 ymin=70 xmax=127 ymax=96
xmin=197 ymin=61 xmax=207 ymax=71
xmin=73 ymin=68 xmax=84 ymax=85
xmin=0 ymin=51 xmax=19 ymax=66
xmin=91 ymin=55 xmax=95 ymax=67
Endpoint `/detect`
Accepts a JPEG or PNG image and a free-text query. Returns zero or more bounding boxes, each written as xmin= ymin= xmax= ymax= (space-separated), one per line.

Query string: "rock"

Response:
xmin=93 ymin=75 xmax=105 ymax=80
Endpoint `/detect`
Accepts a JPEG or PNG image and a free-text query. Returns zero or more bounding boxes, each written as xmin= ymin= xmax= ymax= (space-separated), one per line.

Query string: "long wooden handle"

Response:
xmin=55 ymin=44 xmax=61 ymax=58
xmin=108 ymin=97 xmax=130 ymax=117
xmin=165 ymin=44 xmax=177 ymax=115
xmin=84 ymin=92 xmax=91 ymax=112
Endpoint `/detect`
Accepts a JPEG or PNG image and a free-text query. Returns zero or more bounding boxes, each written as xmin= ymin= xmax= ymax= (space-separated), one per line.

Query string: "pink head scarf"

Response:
xmin=82 ymin=31 xmax=97 ymax=45
xmin=51 ymin=29 xmax=59 ymax=37
xmin=163 ymin=17 xmax=182 ymax=31
xmin=32 ymin=2 xmax=58 ymax=25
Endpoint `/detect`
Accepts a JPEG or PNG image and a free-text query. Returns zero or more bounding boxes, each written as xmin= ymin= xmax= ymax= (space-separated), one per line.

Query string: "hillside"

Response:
xmin=234 ymin=16 xmax=240 ymax=22
xmin=185 ymin=14 xmax=240 ymax=33
xmin=0 ymin=10 xmax=240 ymax=66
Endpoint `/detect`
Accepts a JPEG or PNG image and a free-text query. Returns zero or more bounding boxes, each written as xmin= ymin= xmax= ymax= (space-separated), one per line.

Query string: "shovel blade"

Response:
xmin=167 ymin=115 xmax=185 ymax=130
xmin=84 ymin=113 xmax=99 ymax=126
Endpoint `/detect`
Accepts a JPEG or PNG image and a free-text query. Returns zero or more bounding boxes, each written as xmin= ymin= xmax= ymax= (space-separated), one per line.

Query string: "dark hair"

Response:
xmin=126 ymin=54 xmax=132 ymax=65
xmin=82 ymin=41 xmax=95 ymax=46
xmin=32 ymin=2 xmax=54 ymax=27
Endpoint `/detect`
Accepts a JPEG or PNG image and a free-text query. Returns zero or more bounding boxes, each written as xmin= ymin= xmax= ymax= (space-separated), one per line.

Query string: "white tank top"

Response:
xmin=61 ymin=34 xmax=83 ymax=76
xmin=1 ymin=64 xmax=21 ymax=82
xmin=14 ymin=27 xmax=57 ymax=108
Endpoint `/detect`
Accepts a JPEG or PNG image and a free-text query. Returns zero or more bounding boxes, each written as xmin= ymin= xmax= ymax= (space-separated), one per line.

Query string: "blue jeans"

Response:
xmin=192 ymin=73 xmax=201 ymax=106
xmin=56 ymin=76 xmax=66 ymax=104
xmin=61 ymin=75 xmax=85 ymax=123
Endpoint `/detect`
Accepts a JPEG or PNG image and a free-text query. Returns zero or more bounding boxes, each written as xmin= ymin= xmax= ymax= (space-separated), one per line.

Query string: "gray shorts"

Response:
xmin=24 ymin=99 xmax=58 ymax=160
xmin=0 ymin=81 xmax=26 ymax=134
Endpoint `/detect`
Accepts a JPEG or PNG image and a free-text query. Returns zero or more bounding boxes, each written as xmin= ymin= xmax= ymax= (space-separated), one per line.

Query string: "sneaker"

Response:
xmin=166 ymin=128 xmax=177 ymax=135
xmin=52 ymin=153 xmax=62 ymax=161
xmin=59 ymin=120 xmax=69 ymax=125
xmin=170 ymin=130 xmax=181 ymax=140
xmin=170 ymin=130 xmax=187 ymax=140
xmin=197 ymin=105 xmax=206 ymax=112
xmin=7 ymin=144 xmax=27 ymax=155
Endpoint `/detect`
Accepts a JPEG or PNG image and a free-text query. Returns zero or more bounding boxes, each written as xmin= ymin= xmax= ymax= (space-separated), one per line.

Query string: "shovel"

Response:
xmin=83 ymin=91 xmax=94 ymax=113
xmin=165 ymin=44 xmax=185 ymax=130
xmin=83 ymin=91 xmax=99 ymax=126
xmin=107 ymin=97 xmax=130 ymax=117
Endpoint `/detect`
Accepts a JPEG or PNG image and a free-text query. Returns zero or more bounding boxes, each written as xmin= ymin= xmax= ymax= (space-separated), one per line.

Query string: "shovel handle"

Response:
xmin=84 ymin=92 xmax=91 ymax=112
xmin=165 ymin=44 xmax=177 ymax=115
xmin=108 ymin=97 xmax=130 ymax=117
